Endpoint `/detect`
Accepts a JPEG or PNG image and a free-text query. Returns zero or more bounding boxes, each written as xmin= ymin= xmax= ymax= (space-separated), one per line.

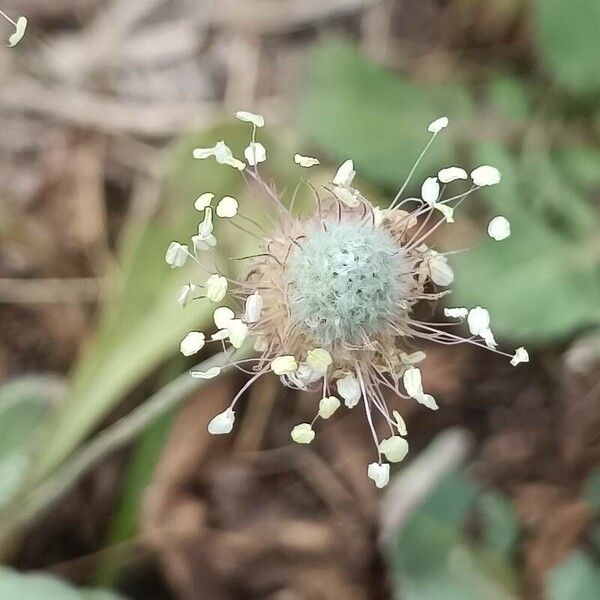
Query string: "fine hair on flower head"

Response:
xmin=167 ymin=110 xmax=529 ymax=489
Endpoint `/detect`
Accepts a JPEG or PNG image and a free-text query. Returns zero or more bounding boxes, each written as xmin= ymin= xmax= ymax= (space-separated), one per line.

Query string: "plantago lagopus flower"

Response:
xmin=167 ymin=112 xmax=529 ymax=488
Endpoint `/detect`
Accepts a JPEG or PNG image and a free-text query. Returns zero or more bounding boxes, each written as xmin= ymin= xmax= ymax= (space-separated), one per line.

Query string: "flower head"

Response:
xmin=169 ymin=113 xmax=525 ymax=489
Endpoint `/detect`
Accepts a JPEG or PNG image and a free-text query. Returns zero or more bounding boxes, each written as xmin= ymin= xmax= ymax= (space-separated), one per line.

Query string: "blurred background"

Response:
xmin=0 ymin=1 xmax=599 ymax=598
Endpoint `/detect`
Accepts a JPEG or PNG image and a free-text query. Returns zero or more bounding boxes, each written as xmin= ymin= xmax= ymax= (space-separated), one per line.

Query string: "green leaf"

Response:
xmin=547 ymin=552 xmax=600 ymax=600
xmin=488 ymin=76 xmax=531 ymax=121
xmin=398 ymin=544 xmax=516 ymax=600
xmin=591 ymin=526 xmax=600 ymax=551
xmin=583 ymin=468 xmax=600 ymax=513
xmin=394 ymin=470 xmax=476 ymax=571
xmin=0 ymin=376 xmax=62 ymax=459
xmin=94 ymin=373 xmax=177 ymax=586
xmin=452 ymin=143 xmax=600 ymax=343
xmin=0 ymin=376 xmax=62 ymax=508
xmin=535 ymin=0 xmax=600 ymax=96
xmin=479 ymin=492 xmax=519 ymax=557
xmin=298 ymin=39 xmax=472 ymax=188
xmin=0 ymin=566 xmax=125 ymax=600
xmin=555 ymin=147 xmax=600 ymax=193
xmin=391 ymin=470 xmax=515 ymax=600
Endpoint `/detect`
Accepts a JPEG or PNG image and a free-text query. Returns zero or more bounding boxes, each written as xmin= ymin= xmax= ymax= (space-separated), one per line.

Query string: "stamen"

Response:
xmin=356 ymin=367 xmax=381 ymax=461
xmin=389 ymin=132 xmax=439 ymax=209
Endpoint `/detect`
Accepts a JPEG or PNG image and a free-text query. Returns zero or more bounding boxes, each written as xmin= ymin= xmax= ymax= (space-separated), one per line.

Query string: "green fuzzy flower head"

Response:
xmin=287 ymin=221 xmax=406 ymax=345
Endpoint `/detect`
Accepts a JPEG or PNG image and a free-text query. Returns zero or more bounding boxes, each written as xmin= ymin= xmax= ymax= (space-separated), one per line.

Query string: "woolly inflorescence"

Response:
xmin=287 ymin=221 xmax=406 ymax=345
xmin=169 ymin=111 xmax=529 ymax=490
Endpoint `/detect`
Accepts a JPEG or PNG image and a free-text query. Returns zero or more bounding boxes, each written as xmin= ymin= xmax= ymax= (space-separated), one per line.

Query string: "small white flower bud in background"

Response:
xmin=192 ymin=145 xmax=216 ymax=159
xmin=333 ymin=159 xmax=355 ymax=186
xmin=213 ymin=306 xmax=234 ymax=329
xmin=471 ymin=165 xmax=501 ymax=186
xmin=244 ymin=142 xmax=267 ymax=166
xmin=416 ymin=393 xmax=439 ymax=410
xmin=291 ymin=423 xmax=315 ymax=444
xmin=400 ymin=351 xmax=427 ymax=365
xmin=244 ymin=291 xmax=263 ymax=323
xmin=177 ymin=283 xmax=197 ymax=306
xmin=438 ymin=166 xmax=467 ymax=183
xmin=510 ymin=347 xmax=529 ymax=366
xmin=211 ymin=329 xmax=230 ymax=341
xmin=205 ymin=274 xmax=228 ymax=302
xmin=194 ymin=193 xmax=214 ymax=211
xmin=194 ymin=141 xmax=245 ymax=170
xmin=367 ymin=462 xmax=390 ymax=488
xmin=488 ymin=216 xmax=511 ymax=241
xmin=379 ymin=436 xmax=409 ymax=463
xmin=180 ymin=332 xmax=205 ymax=356
xmin=271 ymin=355 xmax=298 ymax=375
xmin=6 ymin=16 xmax=27 ymax=47
xmin=403 ymin=365 xmax=438 ymax=409
xmin=403 ymin=367 xmax=423 ymax=399
xmin=337 ymin=374 xmax=361 ymax=407
xmin=192 ymin=141 xmax=244 ymax=170
xmin=427 ymin=252 xmax=454 ymax=286
xmin=294 ymin=154 xmax=320 ymax=167
xmin=234 ymin=111 xmax=264 ymax=127
xmin=227 ymin=320 xmax=248 ymax=348
xmin=427 ymin=116 xmax=449 ymax=133
xmin=444 ymin=307 xmax=468 ymax=319
xmin=190 ymin=366 xmax=221 ymax=379
xmin=165 ymin=242 xmax=188 ymax=267
xmin=318 ymin=396 xmax=341 ymax=419
xmin=216 ymin=196 xmax=239 ymax=218
xmin=213 ymin=141 xmax=245 ymax=169
xmin=421 ymin=177 xmax=440 ymax=206
xmin=208 ymin=408 xmax=235 ymax=434
xmin=467 ymin=306 xmax=491 ymax=337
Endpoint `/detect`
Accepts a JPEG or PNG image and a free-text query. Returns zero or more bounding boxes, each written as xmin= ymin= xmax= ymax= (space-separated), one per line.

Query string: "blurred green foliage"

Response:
xmin=299 ymin=39 xmax=472 ymax=187
xmin=390 ymin=470 xmax=518 ymax=600
xmin=583 ymin=468 xmax=600 ymax=512
xmin=0 ymin=567 xmax=124 ymax=600
xmin=0 ymin=377 xmax=62 ymax=510
xmin=478 ymin=491 xmax=519 ymax=558
xmin=546 ymin=552 xmax=600 ymax=600
xmin=536 ymin=0 xmax=600 ymax=96
xmin=94 ymin=404 xmax=175 ymax=586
